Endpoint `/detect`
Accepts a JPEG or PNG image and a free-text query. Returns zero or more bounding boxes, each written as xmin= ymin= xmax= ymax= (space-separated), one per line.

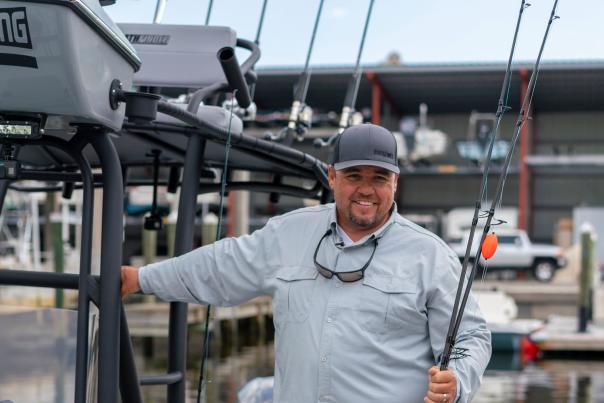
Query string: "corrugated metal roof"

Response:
xmin=253 ymin=60 xmax=604 ymax=114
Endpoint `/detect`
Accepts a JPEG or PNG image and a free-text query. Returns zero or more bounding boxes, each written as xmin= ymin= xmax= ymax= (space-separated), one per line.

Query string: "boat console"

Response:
xmin=0 ymin=0 xmax=140 ymax=132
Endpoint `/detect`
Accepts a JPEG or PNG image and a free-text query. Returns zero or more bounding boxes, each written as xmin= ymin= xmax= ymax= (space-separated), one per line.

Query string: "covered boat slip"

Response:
xmin=0 ymin=1 xmax=328 ymax=402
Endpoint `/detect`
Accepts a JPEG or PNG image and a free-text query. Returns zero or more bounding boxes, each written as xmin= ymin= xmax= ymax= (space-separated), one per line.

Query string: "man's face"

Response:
xmin=328 ymin=165 xmax=398 ymax=233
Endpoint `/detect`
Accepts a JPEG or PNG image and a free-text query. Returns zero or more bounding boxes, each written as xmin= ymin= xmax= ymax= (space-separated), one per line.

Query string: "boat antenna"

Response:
xmin=440 ymin=0 xmax=560 ymax=370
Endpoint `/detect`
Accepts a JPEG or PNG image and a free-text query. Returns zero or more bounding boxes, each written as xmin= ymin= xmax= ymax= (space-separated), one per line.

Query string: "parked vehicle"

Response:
xmin=449 ymin=229 xmax=567 ymax=282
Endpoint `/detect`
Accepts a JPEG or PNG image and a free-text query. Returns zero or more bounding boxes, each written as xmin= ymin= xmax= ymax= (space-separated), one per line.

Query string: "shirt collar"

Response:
xmin=328 ymin=202 xmax=398 ymax=246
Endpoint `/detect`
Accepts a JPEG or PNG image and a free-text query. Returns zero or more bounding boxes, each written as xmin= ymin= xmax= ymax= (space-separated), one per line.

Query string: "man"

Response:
xmin=122 ymin=124 xmax=491 ymax=402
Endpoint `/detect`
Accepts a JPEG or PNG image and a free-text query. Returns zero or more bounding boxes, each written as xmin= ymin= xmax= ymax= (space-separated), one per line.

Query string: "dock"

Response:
xmin=481 ymin=280 xmax=579 ymax=319
xmin=532 ymin=315 xmax=604 ymax=353
xmin=124 ymin=296 xmax=272 ymax=338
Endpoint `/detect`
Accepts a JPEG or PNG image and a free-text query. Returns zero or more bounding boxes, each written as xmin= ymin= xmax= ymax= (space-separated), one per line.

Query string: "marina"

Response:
xmin=1 ymin=0 xmax=604 ymax=402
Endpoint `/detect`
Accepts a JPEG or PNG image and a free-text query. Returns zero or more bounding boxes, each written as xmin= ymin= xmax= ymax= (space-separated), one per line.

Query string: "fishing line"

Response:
xmin=196 ymin=90 xmax=238 ymax=403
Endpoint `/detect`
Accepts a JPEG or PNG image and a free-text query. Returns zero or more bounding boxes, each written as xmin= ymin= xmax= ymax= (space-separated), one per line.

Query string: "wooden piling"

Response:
xmin=579 ymin=224 xmax=596 ymax=333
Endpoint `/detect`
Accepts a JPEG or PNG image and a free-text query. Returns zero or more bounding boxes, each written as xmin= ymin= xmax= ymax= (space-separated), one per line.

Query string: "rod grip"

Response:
xmin=218 ymin=47 xmax=252 ymax=108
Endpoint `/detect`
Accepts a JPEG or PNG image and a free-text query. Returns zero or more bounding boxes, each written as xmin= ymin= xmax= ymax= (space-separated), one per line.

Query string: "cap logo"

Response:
xmin=374 ymin=149 xmax=393 ymax=158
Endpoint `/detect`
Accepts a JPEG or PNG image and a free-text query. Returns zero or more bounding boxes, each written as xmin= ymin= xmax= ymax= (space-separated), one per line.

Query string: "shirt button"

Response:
xmin=327 ymin=317 xmax=332 ymax=323
xmin=321 ymin=356 xmax=327 ymax=362
xmin=335 ymin=283 xmax=341 ymax=288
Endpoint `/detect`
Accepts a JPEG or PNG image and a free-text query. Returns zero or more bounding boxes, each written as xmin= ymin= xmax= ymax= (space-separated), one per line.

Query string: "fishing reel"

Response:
xmin=264 ymin=101 xmax=313 ymax=143
xmin=285 ymin=100 xmax=312 ymax=141
xmin=314 ymin=107 xmax=364 ymax=149
xmin=337 ymin=106 xmax=364 ymax=134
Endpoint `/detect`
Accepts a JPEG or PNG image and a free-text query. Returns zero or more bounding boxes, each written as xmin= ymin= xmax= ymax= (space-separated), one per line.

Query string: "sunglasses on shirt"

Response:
xmin=313 ymin=228 xmax=378 ymax=283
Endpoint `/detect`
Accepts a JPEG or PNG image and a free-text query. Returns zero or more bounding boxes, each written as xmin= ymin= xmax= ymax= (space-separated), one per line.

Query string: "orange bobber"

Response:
xmin=481 ymin=233 xmax=498 ymax=259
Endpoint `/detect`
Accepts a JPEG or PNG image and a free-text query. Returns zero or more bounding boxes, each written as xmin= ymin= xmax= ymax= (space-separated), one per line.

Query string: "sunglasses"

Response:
xmin=313 ymin=228 xmax=378 ymax=282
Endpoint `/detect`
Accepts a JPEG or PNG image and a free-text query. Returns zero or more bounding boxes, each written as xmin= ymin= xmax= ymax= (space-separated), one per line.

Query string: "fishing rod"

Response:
xmin=255 ymin=0 xmax=269 ymax=45
xmin=264 ymin=0 xmax=324 ymax=204
xmin=205 ymin=0 xmax=214 ymax=25
xmin=266 ymin=0 xmax=326 ymax=143
xmin=224 ymin=0 xmax=269 ymax=113
xmin=440 ymin=0 xmax=560 ymax=370
xmin=153 ymin=0 xmax=167 ymax=24
xmin=314 ymin=0 xmax=375 ymax=149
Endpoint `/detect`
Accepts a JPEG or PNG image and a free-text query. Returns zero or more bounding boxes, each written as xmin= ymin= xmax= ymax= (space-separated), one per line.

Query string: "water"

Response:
xmin=2 ymin=307 xmax=604 ymax=403
xmin=175 ymin=345 xmax=604 ymax=403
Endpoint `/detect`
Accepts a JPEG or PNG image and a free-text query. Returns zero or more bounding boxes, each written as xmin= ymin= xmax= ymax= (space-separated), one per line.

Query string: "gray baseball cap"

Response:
xmin=332 ymin=124 xmax=400 ymax=174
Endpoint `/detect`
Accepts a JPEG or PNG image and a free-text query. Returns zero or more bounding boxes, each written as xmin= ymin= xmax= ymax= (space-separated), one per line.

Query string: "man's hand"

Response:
xmin=424 ymin=366 xmax=457 ymax=403
xmin=121 ymin=266 xmax=140 ymax=299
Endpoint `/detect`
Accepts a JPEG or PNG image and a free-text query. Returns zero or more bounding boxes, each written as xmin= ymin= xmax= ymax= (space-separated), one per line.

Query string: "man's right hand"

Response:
xmin=121 ymin=266 xmax=140 ymax=299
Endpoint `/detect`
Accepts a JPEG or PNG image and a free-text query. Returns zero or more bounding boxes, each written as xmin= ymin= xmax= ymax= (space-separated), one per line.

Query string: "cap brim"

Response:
xmin=334 ymin=160 xmax=400 ymax=174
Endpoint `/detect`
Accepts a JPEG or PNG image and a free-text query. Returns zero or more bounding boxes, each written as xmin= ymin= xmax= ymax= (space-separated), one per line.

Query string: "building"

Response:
xmin=248 ymin=61 xmax=604 ymax=242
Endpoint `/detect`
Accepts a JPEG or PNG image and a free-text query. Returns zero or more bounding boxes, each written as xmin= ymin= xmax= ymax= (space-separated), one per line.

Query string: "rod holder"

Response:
xmin=218 ymin=47 xmax=252 ymax=108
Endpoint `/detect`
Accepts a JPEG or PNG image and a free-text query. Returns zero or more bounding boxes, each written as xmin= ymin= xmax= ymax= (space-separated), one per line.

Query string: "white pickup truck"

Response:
xmin=449 ymin=229 xmax=567 ymax=282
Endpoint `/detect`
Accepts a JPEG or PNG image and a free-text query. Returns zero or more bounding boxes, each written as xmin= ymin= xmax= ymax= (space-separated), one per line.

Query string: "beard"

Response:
xmin=348 ymin=209 xmax=378 ymax=228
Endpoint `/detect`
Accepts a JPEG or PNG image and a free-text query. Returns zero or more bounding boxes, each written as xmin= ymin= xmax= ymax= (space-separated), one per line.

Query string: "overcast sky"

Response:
xmin=105 ymin=0 xmax=603 ymax=67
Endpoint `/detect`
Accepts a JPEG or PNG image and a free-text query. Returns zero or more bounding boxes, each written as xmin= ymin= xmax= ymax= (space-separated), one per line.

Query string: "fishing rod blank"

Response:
xmin=338 ymin=0 xmax=375 ymax=133
xmin=248 ymin=0 xmax=269 ymax=101
xmin=266 ymin=0 xmax=325 ymax=142
xmin=440 ymin=0 xmax=560 ymax=370
xmin=205 ymin=0 xmax=214 ymax=25
xmin=255 ymin=0 xmax=269 ymax=44
xmin=287 ymin=0 xmax=325 ymax=140
xmin=314 ymin=0 xmax=375 ymax=149
xmin=153 ymin=0 xmax=167 ymax=23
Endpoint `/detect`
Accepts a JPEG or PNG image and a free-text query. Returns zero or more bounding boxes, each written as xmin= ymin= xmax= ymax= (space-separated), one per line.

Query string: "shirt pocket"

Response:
xmin=274 ymin=266 xmax=318 ymax=325
xmin=357 ymin=274 xmax=421 ymax=334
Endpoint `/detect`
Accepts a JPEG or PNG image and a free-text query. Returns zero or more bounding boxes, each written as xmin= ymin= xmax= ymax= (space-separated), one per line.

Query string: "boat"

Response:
xmin=473 ymin=288 xmax=542 ymax=357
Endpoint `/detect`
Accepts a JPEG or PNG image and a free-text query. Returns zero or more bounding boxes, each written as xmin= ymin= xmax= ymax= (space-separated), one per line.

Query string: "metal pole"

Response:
xmin=0 ymin=180 xmax=9 ymax=214
xmin=70 ymin=137 xmax=95 ymax=403
xmin=120 ymin=304 xmax=143 ymax=403
xmin=168 ymin=134 xmax=206 ymax=403
xmin=91 ymin=131 xmax=124 ymax=403
xmin=52 ymin=216 xmax=64 ymax=308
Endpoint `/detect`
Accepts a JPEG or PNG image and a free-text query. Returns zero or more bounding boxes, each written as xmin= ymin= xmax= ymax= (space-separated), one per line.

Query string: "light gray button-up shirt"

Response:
xmin=139 ymin=203 xmax=491 ymax=403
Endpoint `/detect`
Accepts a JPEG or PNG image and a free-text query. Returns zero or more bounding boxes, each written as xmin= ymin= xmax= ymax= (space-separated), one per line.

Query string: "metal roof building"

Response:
xmin=250 ymin=61 xmax=604 ymax=242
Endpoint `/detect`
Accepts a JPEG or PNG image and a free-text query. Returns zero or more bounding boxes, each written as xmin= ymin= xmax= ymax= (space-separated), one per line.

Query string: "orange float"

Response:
xmin=481 ymin=232 xmax=498 ymax=259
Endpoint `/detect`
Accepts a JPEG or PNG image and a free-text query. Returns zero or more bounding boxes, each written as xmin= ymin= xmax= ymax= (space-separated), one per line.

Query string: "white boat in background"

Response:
xmin=473 ymin=288 xmax=542 ymax=355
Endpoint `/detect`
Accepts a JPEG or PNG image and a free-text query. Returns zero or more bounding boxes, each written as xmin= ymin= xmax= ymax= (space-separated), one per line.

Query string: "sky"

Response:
xmin=104 ymin=0 xmax=604 ymax=68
